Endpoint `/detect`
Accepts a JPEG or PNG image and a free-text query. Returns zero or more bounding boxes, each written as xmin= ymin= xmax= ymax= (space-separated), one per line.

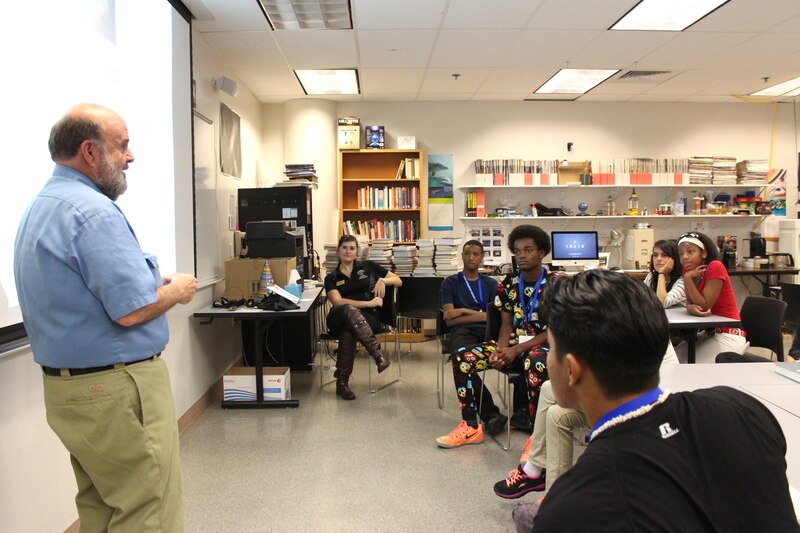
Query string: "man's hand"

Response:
xmin=166 ymin=273 xmax=197 ymax=304
xmin=489 ymin=345 xmax=518 ymax=369
xmin=443 ymin=308 xmax=463 ymax=321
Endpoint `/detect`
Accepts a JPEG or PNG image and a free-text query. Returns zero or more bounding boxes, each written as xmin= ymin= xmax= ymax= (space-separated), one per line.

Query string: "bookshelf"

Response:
xmin=339 ymin=149 xmax=425 ymax=244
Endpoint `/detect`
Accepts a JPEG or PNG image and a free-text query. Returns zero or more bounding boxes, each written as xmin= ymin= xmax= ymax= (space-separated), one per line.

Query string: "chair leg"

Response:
xmin=504 ymin=373 xmax=512 ymax=451
xmin=369 ymin=331 xmax=401 ymax=393
xmin=318 ymin=338 xmax=337 ymax=390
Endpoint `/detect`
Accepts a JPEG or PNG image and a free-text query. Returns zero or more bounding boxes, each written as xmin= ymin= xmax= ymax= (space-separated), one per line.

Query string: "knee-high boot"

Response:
xmin=343 ymin=306 xmax=390 ymax=373
xmin=334 ymin=331 xmax=356 ymax=400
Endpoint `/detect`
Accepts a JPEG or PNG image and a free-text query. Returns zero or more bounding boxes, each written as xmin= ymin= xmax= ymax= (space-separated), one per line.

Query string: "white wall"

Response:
xmin=0 ymin=27 xmax=265 ymax=532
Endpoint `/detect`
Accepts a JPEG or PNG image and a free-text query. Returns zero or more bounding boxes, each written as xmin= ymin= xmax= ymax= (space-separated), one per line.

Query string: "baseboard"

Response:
xmin=63 ymin=376 xmax=223 ymax=532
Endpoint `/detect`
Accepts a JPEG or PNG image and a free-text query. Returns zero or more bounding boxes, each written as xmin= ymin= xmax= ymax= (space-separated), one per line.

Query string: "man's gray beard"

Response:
xmin=96 ymin=156 xmax=127 ymax=201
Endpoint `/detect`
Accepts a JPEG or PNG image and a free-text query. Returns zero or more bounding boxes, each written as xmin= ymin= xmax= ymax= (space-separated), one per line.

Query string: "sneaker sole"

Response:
xmin=493 ymin=483 xmax=545 ymax=499
xmin=435 ymin=437 xmax=484 ymax=449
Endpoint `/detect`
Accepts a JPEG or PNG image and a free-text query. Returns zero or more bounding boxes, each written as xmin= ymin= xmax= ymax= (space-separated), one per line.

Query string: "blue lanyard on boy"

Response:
xmin=460 ymin=272 xmax=484 ymax=309
xmin=518 ymin=268 xmax=545 ymax=325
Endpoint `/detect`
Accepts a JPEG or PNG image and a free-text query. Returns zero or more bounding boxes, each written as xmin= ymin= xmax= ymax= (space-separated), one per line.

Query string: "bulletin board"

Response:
xmin=193 ymin=112 xmax=220 ymax=285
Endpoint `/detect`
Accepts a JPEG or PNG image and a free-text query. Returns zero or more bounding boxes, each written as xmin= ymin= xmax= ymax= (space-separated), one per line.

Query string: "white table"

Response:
xmin=665 ymin=307 xmax=741 ymax=364
xmin=660 ymin=363 xmax=800 ymax=491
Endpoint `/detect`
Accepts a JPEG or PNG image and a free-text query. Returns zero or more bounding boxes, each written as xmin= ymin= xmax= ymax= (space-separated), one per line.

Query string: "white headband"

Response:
xmin=677 ymin=236 xmax=705 ymax=250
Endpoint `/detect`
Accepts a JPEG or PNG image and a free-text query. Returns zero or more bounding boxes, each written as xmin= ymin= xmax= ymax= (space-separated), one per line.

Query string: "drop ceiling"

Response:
xmin=187 ymin=0 xmax=800 ymax=104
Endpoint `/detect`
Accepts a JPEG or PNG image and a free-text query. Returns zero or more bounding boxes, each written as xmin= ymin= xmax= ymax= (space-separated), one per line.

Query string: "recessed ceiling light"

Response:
xmin=535 ymin=69 xmax=620 ymax=95
xmin=257 ymin=0 xmax=352 ymax=30
xmin=295 ymin=69 xmax=360 ymax=95
xmin=610 ymin=0 xmax=730 ymax=32
xmin=749 ymin=75 xmax=800 ymax=97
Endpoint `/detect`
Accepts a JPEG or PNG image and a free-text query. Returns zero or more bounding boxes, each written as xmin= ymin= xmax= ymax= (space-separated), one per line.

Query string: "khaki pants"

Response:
xmin=43 ymin=357 xmax=183 ymax=532
xmin=528 ymin=380 xmax=588 ymax=490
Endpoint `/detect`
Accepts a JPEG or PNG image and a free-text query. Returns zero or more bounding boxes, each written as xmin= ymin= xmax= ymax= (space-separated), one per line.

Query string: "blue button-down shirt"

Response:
xmin=14 ymin=164 xmax=168 ymax=368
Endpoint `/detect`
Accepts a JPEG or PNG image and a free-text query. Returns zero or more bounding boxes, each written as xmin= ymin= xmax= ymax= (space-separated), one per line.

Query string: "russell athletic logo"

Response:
xmin=659 ymin=422 xmax=680 ymax=439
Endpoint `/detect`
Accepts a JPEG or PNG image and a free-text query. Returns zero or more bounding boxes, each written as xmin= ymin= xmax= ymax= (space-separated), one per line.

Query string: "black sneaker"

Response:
xmin=484 ymin=413 xmax=509 ymax=436
xmin=510 ymin=409 xmax=533 ymax=432
xmin=493 ymin=465 xmax=546 ymax=499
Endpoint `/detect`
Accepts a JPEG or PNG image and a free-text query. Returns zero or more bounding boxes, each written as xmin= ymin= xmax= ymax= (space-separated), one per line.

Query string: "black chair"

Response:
xmin=394 ymin=277 xmax=444 ymax=358
xmin=739 ymin=295 xmax=787 ymax=362
xmin=778 ymin=281 xmax=800 ymax=333
xmin=318 ymin=285 xmax=400 ymax=393
xmin=485 ymin=305 xmax=523 ymax=451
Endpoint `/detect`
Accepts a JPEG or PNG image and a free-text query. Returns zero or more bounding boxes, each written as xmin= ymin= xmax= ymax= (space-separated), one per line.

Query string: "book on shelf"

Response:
xmin=395 ymin=160 xmax=405 ymax=180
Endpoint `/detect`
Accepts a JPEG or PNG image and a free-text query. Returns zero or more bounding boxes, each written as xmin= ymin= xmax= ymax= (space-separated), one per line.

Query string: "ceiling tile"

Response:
xmin=499 ymin=29 xmax=601 ymax=69
xmin=696 ymin=33 xmax=800 ymax=70
xmin=359 ymin=68 xmax=425 ymax=93
xmin=689 ymin=0 xmax=800 ymax=32
xmin=417 ymin=93 xmax=475 ymax=101
xmin=528 ymin=0 xmax=637 ymax=30
xmin=191 ymin=0 xmax=269 ymax=32
xmin=567 ymin=30 xmax=675 ymax=69
xmin=352 ymin=0 xmax=447 ymax=29
xmin=471 ymin=93 xmax=528 ymax=101
xmin=442 ymin=0 xmax=544 ymax=29
xmin=272 ymin=30 xmax=357 ymax=69
xmin=476 ymin=68 xmax=556 ymax=93
xmin=357 ymin=30 xmax=438 ymax=68
xmin=420 ymin=68 xmax=492 ymax=93
xmin=636 ymin=32 xmax=753 ymax=70
xmin=200 ymin=31 xmax=286 ymax=69
xmin=235 ymin=69 xmax=303 ymax=96
xmin=429 ymin=29 xmax=522 ymax=68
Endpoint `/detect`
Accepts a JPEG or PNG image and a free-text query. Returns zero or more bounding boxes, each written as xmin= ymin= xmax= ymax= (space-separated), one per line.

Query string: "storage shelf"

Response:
xmin=459 ymin=214 xmax=766 ymax=221
xmin=458 ymin=184 xmax=765 ymax=190
xmin=343 ymin=178 xmax=421 ymax=183
xmin=344 ymin=208 xmax=421 ymax=213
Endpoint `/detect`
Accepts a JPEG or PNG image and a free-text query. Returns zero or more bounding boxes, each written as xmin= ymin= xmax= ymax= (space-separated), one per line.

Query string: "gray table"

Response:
xmin=665 ymin=307 xmax=741 ymax=364
xmin=194 ymin=287 xmax=324 ymax=408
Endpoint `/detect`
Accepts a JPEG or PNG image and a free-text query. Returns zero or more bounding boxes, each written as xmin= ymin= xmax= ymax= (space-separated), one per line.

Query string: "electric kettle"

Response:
xmin=748 ymin=232 xmax=766 ymax=258
xmin=768 ymin=253 xmax=794 ymax=268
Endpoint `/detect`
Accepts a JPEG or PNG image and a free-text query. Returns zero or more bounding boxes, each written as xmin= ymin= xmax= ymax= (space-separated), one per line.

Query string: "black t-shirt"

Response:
xmin=533 ymin=387 xmax=798 ymax=533
xmin=324 ymin=260 xmax=388 ymax=303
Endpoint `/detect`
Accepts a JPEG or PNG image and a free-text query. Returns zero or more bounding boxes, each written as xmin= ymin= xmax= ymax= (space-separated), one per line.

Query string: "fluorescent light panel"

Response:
xmin=750 ymin=75 xmax=800 ymax=97
xmin=295 ymin=69 xmax=359 ymax=95
xmin=535 ymin=69 xmax=619 ymax=95
xmin=258 ymin=0 xmax=352 ymax=30
xmin=611 ymin=0 xmax=730 ymax=32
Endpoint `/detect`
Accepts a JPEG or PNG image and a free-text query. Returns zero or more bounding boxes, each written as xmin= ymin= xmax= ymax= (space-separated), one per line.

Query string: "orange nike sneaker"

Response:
xmin=435 ymin=420 xmax=484 ymax=449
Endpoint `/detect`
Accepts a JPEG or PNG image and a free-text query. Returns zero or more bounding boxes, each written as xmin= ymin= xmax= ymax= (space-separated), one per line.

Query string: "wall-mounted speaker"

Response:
xmin=213 ymin=76 xmax=239 ymax=97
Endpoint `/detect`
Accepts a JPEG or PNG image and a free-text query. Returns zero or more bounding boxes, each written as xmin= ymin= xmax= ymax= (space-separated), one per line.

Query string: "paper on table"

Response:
xmin=267 ymin=284 xmax=300 ymax=304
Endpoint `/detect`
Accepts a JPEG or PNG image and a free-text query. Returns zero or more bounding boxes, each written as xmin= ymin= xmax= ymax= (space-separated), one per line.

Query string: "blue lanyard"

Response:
xmin=460 ymin=272 xmax=484 ymax=308
xmin=518 ymin=269 xmax=545 ymax=324
xmin=590 ymin=387 xmax=663 ymax=440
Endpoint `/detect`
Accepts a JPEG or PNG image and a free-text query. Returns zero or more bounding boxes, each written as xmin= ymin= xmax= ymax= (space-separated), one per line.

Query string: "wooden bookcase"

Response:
xmin=339 ymin=149 xmax=425 ymax=244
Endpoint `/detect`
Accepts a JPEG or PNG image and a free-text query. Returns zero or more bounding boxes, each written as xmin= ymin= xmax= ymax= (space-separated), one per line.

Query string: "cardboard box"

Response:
xmin=557 ymin=161 xmax=591 ymax=185
xmin=223 ymin=367 xmax=291 ymax=402
xmin=224 ymin=257 xmax=296 ymax=299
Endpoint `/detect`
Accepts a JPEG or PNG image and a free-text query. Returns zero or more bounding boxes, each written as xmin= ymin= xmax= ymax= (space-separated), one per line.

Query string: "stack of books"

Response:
xmin=277 ymin=163 xmax=318 ymax=188
xmin=712 ymin=156 xmax=737 ymax=184
xmin=392 ymin=245 xmax=418 ymax=276
xmin=414 ymin=239 xmax=435 ymax=277
xmin=368 ymin=239 xmax=394 ymax=272
xmin=736 ymin=160 xmax=769 ymax=184
xmin=323 ymin=243 xmax=339 ymax=273
xmin=688 ymin=156 xmax=713 ymax=185
xmin=434 ymin=238 xmax=462 ymax=277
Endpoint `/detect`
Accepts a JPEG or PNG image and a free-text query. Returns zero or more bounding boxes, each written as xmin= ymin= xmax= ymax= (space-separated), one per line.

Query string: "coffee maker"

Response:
xmin=748 ymin=231 xmax=767 ymax=258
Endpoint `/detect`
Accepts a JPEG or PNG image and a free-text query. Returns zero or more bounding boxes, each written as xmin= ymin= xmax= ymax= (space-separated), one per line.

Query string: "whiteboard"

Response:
xmin=193 ymin=113 xmax=220 ymax=285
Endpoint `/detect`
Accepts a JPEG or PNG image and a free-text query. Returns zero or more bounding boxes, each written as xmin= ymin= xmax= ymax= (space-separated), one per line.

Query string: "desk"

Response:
xmin=660 ymin=363 xmax=799 ymax=491
xmin=727 ymin=266 xmax=799 ymax=297
xmin=194 ymin=287 xmax=324 ymax=409
xmin=665 ymin=307 xmax=741 ymax=364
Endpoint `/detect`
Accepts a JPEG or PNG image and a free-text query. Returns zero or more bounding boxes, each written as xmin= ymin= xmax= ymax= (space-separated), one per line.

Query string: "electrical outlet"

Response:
xmin=691 ymin=220 xmax=708 ymax=233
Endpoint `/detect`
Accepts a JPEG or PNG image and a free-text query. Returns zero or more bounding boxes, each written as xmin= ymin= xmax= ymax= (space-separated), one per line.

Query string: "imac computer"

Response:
xmin=550 ymin=231 xmax=600 ymax=271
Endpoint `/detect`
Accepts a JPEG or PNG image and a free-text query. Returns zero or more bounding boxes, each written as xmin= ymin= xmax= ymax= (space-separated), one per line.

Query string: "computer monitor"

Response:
xmin=550 ymin=231 xmax=600 ymax=271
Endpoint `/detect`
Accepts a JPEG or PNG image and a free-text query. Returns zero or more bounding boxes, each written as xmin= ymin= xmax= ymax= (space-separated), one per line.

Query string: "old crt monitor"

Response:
xmin=550 ymin=231 xmax=600 ymax=271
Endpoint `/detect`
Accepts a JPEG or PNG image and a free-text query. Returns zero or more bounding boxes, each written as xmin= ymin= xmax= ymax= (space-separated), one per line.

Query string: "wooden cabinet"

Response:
xmin=339 ymin=149 xmax=425 ymax=244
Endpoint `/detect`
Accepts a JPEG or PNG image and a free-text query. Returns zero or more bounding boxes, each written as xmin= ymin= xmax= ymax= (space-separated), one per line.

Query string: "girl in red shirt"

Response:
xmin=677 ymin=231 xmax=746 ymax=363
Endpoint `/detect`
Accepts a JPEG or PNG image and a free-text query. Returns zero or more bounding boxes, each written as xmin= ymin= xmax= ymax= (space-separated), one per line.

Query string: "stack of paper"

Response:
xmin=688 ymin=156 xmax=713 ymax=185
xmin=414 ymin=239 xmax=436 ymax=277
xmin=434 ymin=238 xmax=462 ymax=277
xmin=323 ymin=243 xmax=339 ymax=273
xmin=711 ymin=156 xmax=737 ymax=184
xmin=368 ymin=239 xmax=394 ymax=272
xmin=392 ymin=245 xmax=418 ymax=277
xmin=736 ymin=160 xmax=769 ymax=184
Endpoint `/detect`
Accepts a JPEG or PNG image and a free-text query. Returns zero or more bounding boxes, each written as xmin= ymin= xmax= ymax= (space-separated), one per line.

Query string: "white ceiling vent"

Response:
xmin=615 ymin=70 xmax=676 ymax=83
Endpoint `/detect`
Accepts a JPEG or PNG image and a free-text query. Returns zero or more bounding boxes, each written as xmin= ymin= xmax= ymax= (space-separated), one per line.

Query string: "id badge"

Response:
xmin=518 ymin=335 xmax=533 ymax=344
